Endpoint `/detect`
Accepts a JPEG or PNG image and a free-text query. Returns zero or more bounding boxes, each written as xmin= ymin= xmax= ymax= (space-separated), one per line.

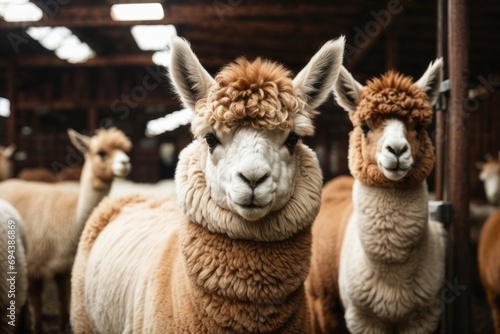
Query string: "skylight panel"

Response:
xmin=131 ymin=25 xmax=177 ymax=51
xmin=111 ymin=3 xmax=164 ymax=21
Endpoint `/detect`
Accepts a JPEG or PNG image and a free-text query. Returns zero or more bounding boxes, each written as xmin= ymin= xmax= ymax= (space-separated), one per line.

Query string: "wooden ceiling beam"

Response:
xmin=0 ymin=4 xmax=365 ymax=29
xmin=17 ymin=97 xmax=180 ymax=110
xmin=0 ymin=54 xmax=155 ymax=67
xmin=0 ymin=54 xmax=229 ymax=68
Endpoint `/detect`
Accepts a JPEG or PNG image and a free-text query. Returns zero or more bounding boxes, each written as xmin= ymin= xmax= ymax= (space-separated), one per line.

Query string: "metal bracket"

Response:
xmin=429 ymin=201 xmax=453 ymax=229
xmin=439 ymin=79 xmax=450 ymax=93
xmin=435 ymin=79 xmax=450 ymax=110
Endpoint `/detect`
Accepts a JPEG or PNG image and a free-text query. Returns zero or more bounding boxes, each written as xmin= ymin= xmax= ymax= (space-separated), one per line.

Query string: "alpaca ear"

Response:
xmin=293 ymin=37 xmax=345 ymax=111
xmin=168 ymin=37 xmax=215 ymax=110
xmin=2 ymin=144 xmax=16 ymax=158
xmin=415 ymin=58 xmax=443 ymax=106
xmin=333 ymin=65 xmax=364 ymax=114
xmin=67 ymin=129 xmax=90 ymax=153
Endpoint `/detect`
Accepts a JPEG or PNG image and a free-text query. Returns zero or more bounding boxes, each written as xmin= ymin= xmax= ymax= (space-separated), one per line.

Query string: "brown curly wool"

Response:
xmin=348 ymin=71 xmax=435 ymax=189
xmin=194 ymin=57 xmax=307 ymax=134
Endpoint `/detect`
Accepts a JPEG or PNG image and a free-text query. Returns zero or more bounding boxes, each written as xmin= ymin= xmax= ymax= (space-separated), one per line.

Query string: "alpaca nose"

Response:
xmin=238 ymin=172 xmax=270 ymax=190
xmin=385 ymin=144 xmax=409 ymax=158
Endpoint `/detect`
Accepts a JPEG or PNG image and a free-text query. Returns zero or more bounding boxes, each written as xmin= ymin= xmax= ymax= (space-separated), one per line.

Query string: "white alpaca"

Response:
xmin=477 ymin=152 xmax=500 ymax=206
xmin=70 ymin=36 xmax=345 ymax=333
xmin=307 ymin=61 xmax=446 ymax=333
xmin=0 ymin=144 xmax=16 ymax=181
xmin=0 ymin=199 xmax=29 ymax=334
xmin=0 ymin=128 xmax=131 ymax=333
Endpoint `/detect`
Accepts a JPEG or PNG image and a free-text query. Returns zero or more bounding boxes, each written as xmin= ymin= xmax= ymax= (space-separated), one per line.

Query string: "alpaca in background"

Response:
xmin=17 ymin=166 xmax=82 ymax=183
xmin=477 ymin=152 xmax=500 ymax=206
xmin=0 ymin=128 xmax=131 ymax=333
xmin=478 ymin=210 xmax=500 ymax=333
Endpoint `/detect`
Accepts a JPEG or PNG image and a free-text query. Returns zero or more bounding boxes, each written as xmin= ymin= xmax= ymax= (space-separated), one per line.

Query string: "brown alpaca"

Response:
xmin=479 ymin=210 xmax=500 ymax=333
xmin=70 ymin=36 xmax=345 ymax=333
xmin=18 ymin=166 xmax=83 ymax=183
xmin=0 ymin=128 xmax=131 ymax=333
xmin=306 ymin=61 xmax=446 ymax=333
xmin=18 ymin=168 xmax=59 ymax=183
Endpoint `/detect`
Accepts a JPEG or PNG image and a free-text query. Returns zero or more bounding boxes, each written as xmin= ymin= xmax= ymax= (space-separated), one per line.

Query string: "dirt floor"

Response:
xmin=40 ymin=278 xmax=67 ymax=334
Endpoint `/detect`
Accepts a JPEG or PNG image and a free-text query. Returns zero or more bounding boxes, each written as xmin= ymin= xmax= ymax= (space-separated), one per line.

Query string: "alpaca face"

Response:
xmin=478 ymin=157 xmax=500 ymax=204
xmin=169 ymin=37 xmax=344 ymax=238
xmin=479 ymin=159 xmax=500 ymax=182
xmin=88 ymin=146 xmax=131 ymax=180
xmin=334 ymin=60 xmax=443 ymax=188
xmin=358 ymin=119 xmax=413 ymax=181
xmin=204 ymin=127 xmax=298 ymax=221
xmin=67 ymin=128 xmax=132 ymax=182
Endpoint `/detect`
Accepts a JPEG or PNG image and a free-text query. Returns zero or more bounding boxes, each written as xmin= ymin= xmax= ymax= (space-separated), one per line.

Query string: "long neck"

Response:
xmin=484 ymin=173 xmax=500 ymax=205
xmin=0 ymin=159 xmax=12 ymax=181
xmin=180 ymin=221 xmax=311 ymax=333
xmin=75 ymin=162 xmax=111 ymax=225
xmin=352 ymin=179 xmax=429 ymax=264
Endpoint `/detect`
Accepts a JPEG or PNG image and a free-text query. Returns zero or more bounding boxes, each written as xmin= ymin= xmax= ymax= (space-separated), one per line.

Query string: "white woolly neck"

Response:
xmin=484 ymin=173 xmax=500 ymax=205
xmin=352 ymin=180 xmax=429 ymax=264
xmin=175 ymin=139 xmax=323 ymax=242
xmin=75 ymin=162 xmax=111 ymax=226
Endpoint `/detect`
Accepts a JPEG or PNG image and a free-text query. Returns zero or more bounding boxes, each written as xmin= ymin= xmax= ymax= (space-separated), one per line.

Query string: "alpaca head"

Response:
xmin=170 ymin=37 xmax=344 ymax=240
xmin=334 ymin=59 xmax=443 ymax=188
xmin=68 ymin=128 xmax=132 ymax=185
xmin=0 ymin=144 xmax=16 ymax=181
xmin=476 ymin=152 xmax=500 ymax=204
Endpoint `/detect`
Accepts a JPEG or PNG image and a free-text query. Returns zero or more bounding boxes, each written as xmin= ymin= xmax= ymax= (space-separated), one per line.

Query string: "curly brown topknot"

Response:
xmin=91 ymin=128 xmax=132 ymax=152
xmin=350 ymin=71 xmax=433 ymax=127
xmin=195 ymin=57 xmax=306 ymax=133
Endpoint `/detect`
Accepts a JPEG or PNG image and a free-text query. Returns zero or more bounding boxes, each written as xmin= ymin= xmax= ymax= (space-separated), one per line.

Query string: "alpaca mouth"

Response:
xmin=378 ymin=160 xmax=411 ymax=181
xmin=235 ymin=200 xmax=271 ymax=210
xmin=386 ymin=166 xmax=409 ymax=172
xmin=232 ymin=200 xmax=273 ymax=221
xmin=113 ymin=165 xmax=131 ymax=177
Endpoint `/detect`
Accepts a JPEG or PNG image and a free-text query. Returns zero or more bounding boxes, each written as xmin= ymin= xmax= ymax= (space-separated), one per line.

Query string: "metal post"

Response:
xmin=435 ymin=0 xmax=447 ymax=201
xmin=448 ymin=0 xmax=471 ymax=331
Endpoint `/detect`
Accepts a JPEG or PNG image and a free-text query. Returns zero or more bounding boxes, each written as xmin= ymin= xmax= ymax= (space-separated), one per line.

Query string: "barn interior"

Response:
xmin=1 ymin=0 xmax=499 ymax=332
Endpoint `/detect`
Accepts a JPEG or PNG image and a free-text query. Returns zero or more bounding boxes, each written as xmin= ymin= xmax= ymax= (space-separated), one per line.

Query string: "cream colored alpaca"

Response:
xmin=70 ymin=36 xmax=345 ymax=333
xmin=0 ymin=144 xmax=16 ymax=181
xmin=0 ymin=199 xmax=29 ymax=334
xmin=477 ymin=152 xmax=500 ymax=206
xmin=0 ymin=128 xmax=131 ymax=333
xmin=307 ymin=61 xmax=446 ymax=333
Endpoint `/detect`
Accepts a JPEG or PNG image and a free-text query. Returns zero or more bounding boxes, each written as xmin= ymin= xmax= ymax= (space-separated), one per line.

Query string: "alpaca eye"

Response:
xmin=97 ymin=150 xmax=107 ymax=158
xmin=360 ymin=122 xmax=370 ymax=136
xmin=204 ymin=133 xmax=220 ymax=152
xmin=285 ymin=132 xmax=300 ymax=153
